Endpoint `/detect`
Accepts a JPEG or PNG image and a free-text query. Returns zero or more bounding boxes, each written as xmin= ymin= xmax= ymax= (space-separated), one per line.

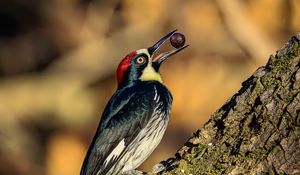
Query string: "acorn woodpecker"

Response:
xmin=80 ymin=30 xmax=188 ymax=175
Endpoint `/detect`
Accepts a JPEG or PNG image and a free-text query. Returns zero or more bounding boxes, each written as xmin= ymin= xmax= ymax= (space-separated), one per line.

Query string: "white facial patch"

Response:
xmin=136 ymin=49 xmax=151 ymax=58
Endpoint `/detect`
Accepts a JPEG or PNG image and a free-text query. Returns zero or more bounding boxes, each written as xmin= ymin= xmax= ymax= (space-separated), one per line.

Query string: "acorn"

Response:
xmin=170 ymin=32 xmax=186 ymax=48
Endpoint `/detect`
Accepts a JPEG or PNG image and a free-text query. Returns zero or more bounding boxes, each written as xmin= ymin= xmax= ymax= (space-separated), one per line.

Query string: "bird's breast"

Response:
xmin=122 ymin=96 xmax=170 ymax=172
xmin=116 ymin=83 xmax=172 ymax=173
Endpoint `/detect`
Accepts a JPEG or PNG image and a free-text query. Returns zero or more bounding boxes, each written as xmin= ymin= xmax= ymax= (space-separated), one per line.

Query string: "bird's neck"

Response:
xmin=139 ymin=63 xmax=162 ymax=83
xmin=118 ymin=79 xmax=163 ymax=90
xmin=118 ymin=66 xmax=163 ymax=89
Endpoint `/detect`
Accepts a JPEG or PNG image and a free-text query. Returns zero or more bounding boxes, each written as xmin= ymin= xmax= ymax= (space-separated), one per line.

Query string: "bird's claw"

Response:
xmin=152 ymin=163 xmax=166 ymax=173
xmin=122 ymin=170 xmax=147 ymax=175
xmin=150 ymin=157 xmax=179 ymax=174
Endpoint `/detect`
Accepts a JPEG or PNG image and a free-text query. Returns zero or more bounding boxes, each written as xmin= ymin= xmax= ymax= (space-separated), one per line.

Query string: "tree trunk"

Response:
xmin=149 ymin=34 xmax=300 ymax=175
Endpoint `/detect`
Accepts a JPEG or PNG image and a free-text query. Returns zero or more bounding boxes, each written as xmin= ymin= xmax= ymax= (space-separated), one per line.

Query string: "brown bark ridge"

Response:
xmin=149 ymin=34 xmax=300 ymax=175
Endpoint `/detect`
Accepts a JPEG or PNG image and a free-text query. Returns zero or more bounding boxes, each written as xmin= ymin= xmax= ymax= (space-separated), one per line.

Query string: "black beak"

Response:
xmin=147 ymin=29 xmax=189 ymax=65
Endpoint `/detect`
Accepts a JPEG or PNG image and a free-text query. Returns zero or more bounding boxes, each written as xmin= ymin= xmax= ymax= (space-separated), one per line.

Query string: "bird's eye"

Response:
xmin=136 ymin=56 xmax=146 ymax=64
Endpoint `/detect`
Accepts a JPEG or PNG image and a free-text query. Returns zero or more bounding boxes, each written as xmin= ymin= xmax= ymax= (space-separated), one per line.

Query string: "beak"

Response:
xmin=147 ymin=30 xmax=189 ymax=65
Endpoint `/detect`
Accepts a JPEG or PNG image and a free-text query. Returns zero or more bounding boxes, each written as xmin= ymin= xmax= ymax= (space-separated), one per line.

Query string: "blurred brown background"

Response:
xmin=0 ymin=0 xmax=299 ymax=174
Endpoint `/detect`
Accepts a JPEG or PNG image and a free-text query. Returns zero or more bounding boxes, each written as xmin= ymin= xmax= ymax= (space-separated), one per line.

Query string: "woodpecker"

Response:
xmin=80 ymin=30 xmax=188 ymax=175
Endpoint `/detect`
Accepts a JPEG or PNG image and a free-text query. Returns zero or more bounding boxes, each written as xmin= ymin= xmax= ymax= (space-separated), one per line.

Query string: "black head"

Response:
xmin=116 ymin=30 xmax=188 ymax=88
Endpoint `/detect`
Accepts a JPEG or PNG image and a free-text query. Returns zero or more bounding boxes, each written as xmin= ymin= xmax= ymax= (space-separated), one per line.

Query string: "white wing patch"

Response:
xmin=102 ymin=139 xmax=125 ymax=170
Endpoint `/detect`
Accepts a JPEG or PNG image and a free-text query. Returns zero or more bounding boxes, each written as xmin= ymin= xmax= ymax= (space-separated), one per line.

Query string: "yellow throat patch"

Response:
xmin=139 ymin=62 xmax=162 ymax=83
xmin=136 ymin=49 xmax=163 ymax=83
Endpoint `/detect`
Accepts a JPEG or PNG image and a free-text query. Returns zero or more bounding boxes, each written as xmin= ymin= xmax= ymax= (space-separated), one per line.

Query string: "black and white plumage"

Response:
xmin=81 ymin=81 xmax=172 ymax=175
xmin=80 ymin=30 xmax=188 ymax=175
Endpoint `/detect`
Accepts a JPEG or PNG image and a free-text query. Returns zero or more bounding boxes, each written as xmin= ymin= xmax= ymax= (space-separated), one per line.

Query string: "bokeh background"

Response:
xmin=0 ymin=0 xmax=299 ymax=174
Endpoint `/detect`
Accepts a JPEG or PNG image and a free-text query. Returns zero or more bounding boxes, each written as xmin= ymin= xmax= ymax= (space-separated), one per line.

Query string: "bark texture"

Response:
xmin=150 ymin=34 xmax=300 ymax=175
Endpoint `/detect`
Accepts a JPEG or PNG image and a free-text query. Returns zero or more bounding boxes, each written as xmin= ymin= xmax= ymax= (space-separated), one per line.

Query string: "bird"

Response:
xmin=80 ymin=30 xmax=188 ymax=175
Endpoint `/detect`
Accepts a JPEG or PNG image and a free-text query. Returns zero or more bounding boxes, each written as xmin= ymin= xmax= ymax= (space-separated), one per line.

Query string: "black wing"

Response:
xmin=80 ymin=82 xmax=168 ymax=175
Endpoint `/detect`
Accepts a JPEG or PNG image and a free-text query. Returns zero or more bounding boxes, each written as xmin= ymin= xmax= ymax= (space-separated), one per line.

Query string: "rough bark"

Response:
xmin=149 ymin=34 xmax=300 ymax=175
